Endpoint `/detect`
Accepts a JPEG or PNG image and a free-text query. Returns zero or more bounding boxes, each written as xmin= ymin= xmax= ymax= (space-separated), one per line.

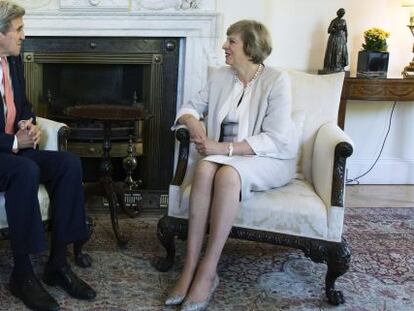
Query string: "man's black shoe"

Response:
xmin=43 ymin=264 xmax=96 ymax=300
xmin=9 ymin=272 xmax=60 ymax=311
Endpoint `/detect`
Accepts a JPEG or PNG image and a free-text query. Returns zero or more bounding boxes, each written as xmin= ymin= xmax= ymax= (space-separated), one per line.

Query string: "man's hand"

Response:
xmin=16 ymin=128 xmax=34 ymax=149
xmin=17 ymin=118 xmax=42 ymax=149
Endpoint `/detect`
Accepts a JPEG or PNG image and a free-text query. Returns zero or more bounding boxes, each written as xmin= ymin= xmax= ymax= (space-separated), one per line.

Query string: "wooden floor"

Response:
xmin=346 ymin=185 xmax=414 ymax=208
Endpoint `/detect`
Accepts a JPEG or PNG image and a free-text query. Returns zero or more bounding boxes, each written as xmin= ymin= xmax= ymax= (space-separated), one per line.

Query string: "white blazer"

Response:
xmin=175 ymin=66 xmax=299 ymax=160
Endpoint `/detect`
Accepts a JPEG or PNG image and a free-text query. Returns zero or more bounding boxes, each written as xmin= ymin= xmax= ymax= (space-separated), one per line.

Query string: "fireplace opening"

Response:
xmin=42 ymin=62 xmax=149 ymax=142
xmin=45 ymin=63 xmax=147 ymax=114
xmin=23 ymin=37 xmax=180 ymax=201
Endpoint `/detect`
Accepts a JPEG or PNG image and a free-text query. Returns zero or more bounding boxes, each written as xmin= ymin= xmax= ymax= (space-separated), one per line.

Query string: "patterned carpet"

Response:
xmin=0 ymin=207 xmax=413 ymax=310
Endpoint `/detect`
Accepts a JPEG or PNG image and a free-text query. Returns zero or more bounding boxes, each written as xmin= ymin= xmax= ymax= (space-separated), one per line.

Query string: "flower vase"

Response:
xmin=356 ymin=51 xmax=389 ymax=79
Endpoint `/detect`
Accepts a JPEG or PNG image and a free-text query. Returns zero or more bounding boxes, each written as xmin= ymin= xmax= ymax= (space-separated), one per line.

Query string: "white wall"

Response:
xmin=215 ymin=0 xmax=414 ymax=184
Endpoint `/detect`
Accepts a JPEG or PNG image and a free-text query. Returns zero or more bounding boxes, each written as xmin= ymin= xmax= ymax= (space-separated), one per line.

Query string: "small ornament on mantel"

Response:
xmin=180 ymin=0 xmax=200 ymax=9
xmin=318 ymin=8 xmax=349 ymax=75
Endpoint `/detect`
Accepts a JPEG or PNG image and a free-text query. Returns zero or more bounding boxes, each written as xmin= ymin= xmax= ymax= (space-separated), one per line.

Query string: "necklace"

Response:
xmin=234 ymin=64 xmax=263 ymax=87
xmin=250 ymin=63 xmax=263 ymax=82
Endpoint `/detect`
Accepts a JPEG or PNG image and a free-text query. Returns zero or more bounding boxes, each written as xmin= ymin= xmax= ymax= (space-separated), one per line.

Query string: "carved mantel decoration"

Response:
xmin=139 ymin=0 xmax=202 ymax=10
xmin=17 ymin=0 xmax=206 ymax=11
xmin=59 ymin=0 xmax=130 ymax=10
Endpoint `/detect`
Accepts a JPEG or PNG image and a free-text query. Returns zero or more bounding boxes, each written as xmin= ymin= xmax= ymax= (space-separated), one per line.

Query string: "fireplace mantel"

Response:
xmin=16 ymin=0 xmax=220 ymax=109
xmin=16 ymin=0 xmax=214 ymax=11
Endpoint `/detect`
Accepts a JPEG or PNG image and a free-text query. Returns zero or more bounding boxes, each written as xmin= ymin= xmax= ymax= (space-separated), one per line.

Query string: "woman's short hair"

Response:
xmin=227 ymin=20 xmax=272 ymax=64
xmin=0 ymin=1 xmax=25 ymax=34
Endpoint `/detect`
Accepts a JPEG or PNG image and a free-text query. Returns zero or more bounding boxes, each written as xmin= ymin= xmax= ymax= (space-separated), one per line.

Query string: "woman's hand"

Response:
xmin=179 ymin=115 xmax=207 ymax=144
xmin=195 ymin=139 xmax=227 ymax=156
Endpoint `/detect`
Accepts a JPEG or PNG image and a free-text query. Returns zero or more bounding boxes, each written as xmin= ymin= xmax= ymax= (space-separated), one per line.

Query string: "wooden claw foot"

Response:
xmin=151 ymin=256 xmax=175 ymax=272
xmin=152 ymin=215 xmax=181 ymax=272
xmin=325 ymin=238 xmax=351 ymax=305
xmin=74 ymin=251 xmax=93 ymax=268
xmin=72 ymin=217 xmax=94 ymax=268
xmin=116 ymin=235 xmax=129 ymax=248
xmin=73 ymin=239 xmax=92 ymax=268
xmin=326 ymin=289 xmax=345 ymax=305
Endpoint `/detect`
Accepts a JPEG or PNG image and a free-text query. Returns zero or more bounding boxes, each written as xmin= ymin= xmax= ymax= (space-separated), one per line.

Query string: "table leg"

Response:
xmin=101 ymin=177 xmax=128 ymax=246
xmin=100 ymin=121 xmax=128 ymax=247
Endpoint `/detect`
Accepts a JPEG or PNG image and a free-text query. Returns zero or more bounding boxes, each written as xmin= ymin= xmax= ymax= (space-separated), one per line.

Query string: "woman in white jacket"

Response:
xmin=166 ymin=20 xmax=299 ymax=311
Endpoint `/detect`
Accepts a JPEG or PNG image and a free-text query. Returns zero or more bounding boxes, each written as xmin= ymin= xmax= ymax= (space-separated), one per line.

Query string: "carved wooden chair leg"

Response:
xmin=152 ymin=215 xmax=177 ymax=272
xmin=325 ymin=239 xmax=351 ymax=305
xmin=73 ymin=216 xmax=94 ymax=268
xmin=73 ymin=239 xmax=92 ymax=267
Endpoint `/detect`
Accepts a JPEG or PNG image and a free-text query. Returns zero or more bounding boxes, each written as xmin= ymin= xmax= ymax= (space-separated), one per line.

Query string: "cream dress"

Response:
xmin=201 ymin=72 xmax=296 ymax=201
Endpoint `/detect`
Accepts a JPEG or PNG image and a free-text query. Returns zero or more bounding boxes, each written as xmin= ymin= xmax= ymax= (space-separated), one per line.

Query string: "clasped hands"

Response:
xmin=185 ymin=117 xmax=224 ymax=156
xmin=16 ymin=117 xmax=41 ymax=150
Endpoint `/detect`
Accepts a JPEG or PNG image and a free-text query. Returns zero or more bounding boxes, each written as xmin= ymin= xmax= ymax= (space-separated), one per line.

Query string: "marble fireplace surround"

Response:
xmin=16 ymin=0 xmax=220 ymax=109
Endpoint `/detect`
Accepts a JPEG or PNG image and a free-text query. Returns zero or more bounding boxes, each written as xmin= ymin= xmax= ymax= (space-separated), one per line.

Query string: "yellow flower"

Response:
xmin=364 ymin=28 xmax=390 ymax=41
xmin=362 ymin=27 xmax=390 ymax=52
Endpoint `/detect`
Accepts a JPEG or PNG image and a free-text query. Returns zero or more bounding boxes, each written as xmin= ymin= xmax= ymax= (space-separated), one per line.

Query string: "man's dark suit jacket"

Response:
xmin=0 ymin=56 xmax=35 ymax=153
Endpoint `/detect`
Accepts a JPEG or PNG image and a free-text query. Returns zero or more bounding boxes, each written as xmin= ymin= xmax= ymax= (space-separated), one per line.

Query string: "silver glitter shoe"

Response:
xmin=180 ymin=275 xmax=219 ymax=311
xmin=165 ymin=293 xmax=186 ymax=306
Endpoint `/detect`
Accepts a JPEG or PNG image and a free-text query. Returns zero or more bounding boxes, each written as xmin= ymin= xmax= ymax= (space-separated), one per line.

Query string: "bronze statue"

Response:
xmin=321 ymin=8 xmax=348 ymax=73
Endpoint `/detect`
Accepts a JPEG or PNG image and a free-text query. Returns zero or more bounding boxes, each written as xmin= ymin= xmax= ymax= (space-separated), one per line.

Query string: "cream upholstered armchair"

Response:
xmin=0 ymin=117 xmax=92 ymax=267
xmin=153 ymin=70 xmax=354 ymax=305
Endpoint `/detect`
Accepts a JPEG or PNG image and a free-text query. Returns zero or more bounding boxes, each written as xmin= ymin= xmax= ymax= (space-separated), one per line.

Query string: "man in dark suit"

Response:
xmin=0 ymin=1 xmax=96 ymax=310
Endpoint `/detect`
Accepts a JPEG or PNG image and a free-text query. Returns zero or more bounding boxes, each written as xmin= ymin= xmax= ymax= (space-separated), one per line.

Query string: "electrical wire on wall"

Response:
xmin=346 ymin=101 xmax=397 ymax=185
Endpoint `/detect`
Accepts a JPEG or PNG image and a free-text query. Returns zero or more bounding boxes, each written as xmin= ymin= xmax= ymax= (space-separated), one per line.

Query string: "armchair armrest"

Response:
xmin=312 ymin=122 xmax=353 ymax=209
xmin=36 ymin=117 xmax=70 ymax=152
xmin=171 ymin=126 xmax=190 ymax=186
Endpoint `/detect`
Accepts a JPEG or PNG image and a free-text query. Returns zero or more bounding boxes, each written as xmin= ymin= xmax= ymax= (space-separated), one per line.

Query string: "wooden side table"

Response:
xmin=339 ymin=78 xmax=414 ymax=129
xmin=65 ymin=105 xmax=147 ymax=246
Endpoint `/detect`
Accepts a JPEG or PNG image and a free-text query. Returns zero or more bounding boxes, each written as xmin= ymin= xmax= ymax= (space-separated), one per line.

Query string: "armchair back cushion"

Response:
xmin=288 ymin=70 xmax=345 ymax=181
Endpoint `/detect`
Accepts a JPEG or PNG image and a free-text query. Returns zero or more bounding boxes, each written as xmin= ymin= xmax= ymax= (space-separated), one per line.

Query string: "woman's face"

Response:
xmin=222 ymin=32 xmax=250 ymax=68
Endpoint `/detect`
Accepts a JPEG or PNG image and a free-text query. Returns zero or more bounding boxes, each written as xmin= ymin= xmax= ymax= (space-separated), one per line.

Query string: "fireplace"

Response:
xmin=23 ymin=36 xmax=180 ymax=191
xmin=17 ymin=0 xmax=219 ymax=208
